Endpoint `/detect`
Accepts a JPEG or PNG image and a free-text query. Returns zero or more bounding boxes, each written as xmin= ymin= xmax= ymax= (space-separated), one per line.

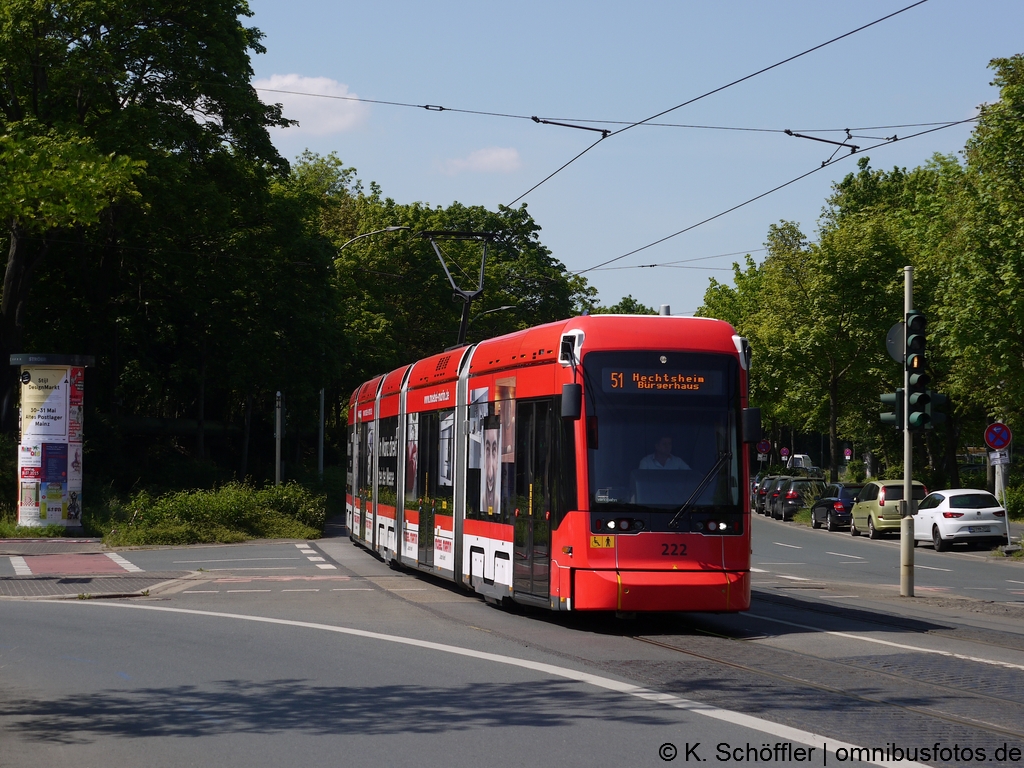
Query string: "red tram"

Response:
xmin=346 ymin=314 xmax=760 ymax=612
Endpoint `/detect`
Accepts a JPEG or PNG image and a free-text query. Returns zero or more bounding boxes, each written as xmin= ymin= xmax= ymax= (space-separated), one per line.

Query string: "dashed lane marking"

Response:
xmin=827 ymin=552 xmax=862 ymax=559
xmin=173 ymin=557 xmax=301 ymax=563
xmin=11 ymin=556 xmax=31 ymax=576
xmin=774 ymin=542 xmax=802 ymax=549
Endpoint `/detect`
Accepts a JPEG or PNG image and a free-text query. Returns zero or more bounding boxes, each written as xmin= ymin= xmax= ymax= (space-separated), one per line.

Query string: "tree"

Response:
xmin=0 ymin=0 xmax=290 ymax=438
xmin=939 ymin=55 xmax=1024 ymax=434
xmin=591 ymin=295 xmax=658 ymax=315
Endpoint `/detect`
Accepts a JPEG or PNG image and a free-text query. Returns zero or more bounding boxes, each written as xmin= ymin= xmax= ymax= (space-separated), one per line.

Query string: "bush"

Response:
xmin=1002 ymin=485 xmax=1024 ymax=522
xmin=87 ymin=481 xmax=326 ymax=546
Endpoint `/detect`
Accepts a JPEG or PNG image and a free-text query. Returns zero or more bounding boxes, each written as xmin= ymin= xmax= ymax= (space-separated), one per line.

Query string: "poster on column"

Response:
xmin=20 ymin=481 xmax=40 ymax=524
xmin=21 ymin=367 xmax=69 ymax=439
xmin=41 ymin=482 xmax=68 ymax=522
xmin=19 ymin=442 xmax=41 ymax=480
xmin=41 ymin=443 xmax=69 ymax=521
xmin=68 ymin=367 xmax=84 ymax=442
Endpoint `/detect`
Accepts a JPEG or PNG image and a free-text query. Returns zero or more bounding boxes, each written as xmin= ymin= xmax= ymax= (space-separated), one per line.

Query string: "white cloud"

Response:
xmin=442 ymin=147 xmax=522 ymax=175
xmin=253 ymin=74 xmax=369 ymax=135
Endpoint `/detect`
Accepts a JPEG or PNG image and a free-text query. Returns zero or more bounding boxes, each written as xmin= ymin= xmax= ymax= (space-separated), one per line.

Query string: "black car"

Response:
xmin=766 ymin=476 xmax=794 ymax=519
xmin=755 ymin=475 xmax=781 ymax=515
xmin=774 ymin=478 xmax=826 ymax=521
xmin=810 ymin=482 xmax=864 ymax=531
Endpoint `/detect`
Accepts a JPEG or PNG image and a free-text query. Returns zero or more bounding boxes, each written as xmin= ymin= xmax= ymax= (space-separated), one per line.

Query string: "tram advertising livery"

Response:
xmin=346 ymin=315 xmax=760 ymax=612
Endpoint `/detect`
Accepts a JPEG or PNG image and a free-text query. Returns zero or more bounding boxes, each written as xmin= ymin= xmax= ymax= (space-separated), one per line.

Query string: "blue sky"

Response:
xmin=245 ymin=0 xmax=1022 ymax=315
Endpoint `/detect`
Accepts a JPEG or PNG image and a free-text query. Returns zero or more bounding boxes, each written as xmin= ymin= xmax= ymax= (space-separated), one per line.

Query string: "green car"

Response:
xmin=850 ymin=480 xmax=927 ymax=539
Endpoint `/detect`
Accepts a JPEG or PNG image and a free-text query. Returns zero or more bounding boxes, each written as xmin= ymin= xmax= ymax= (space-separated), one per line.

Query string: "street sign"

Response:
xmin=757 ymin=453 xmax=768 ymax=462
xmin=756 ymin=439 xmax=771 ymax=454
xmin=780 ymin=447 xmax=790 ymax=458
xmin=990 ymin=450 xmax=1010 ymax=466
xmin=985 ymin=422 xmax=1012 ymax=451
xmin=885 ymin=321 xmax=905 ymax=364
xmin=844 ymin=448 xmax=853 ymax=460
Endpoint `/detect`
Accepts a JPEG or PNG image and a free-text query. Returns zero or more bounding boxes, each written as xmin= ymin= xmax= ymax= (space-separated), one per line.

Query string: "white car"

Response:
xmin=914 ymin=489 xmax=1009 ymax=551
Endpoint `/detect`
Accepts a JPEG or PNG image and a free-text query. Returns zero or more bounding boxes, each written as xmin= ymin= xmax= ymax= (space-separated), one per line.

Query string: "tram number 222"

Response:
xmin=661 ymin=543 xmax=688 ymax=556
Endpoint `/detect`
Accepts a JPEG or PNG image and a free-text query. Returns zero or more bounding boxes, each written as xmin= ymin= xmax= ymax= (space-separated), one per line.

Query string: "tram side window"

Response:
xmin=376 ymin=416 xmax=399 ymax=510
xmin=466 ymin=397 xmax=499 ymax=521
xmin=410 ymin=410 xmax=455 ymax=515
xmin=358 ymin=421 xmax=372 ymax=502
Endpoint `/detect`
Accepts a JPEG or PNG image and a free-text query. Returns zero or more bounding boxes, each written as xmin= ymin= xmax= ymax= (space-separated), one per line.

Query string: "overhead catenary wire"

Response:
xmin=504 ymin=0 xmax=931 ymax=206
xmin=249 ymin=83 xmax=972 ymax=137
xmin=574 ymin=117 xmax=976 ymax=275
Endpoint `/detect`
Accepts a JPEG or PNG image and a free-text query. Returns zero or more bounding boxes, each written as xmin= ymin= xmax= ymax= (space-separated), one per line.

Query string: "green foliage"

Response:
xmin=843 ymin=460 xmax=867 ymax=483
xmin=1002 ymin=486 xmax=1024 ymax=522
xmin=0 ymin=121 xmax=143 ymax=231
xmin=88 ymin=481 xmax=325 ymax=546
xmin=590 ymin=295 xmax=658 ymax=315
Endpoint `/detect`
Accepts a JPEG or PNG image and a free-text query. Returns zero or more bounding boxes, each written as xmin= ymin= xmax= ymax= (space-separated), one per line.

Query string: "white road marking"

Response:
xmin=840 ymin=561 xmax=867 ymax=565
xmin=105 ymin=553 xmax=143 ymax=572
xmin=964 ymin=588 xmax=997 ymax=591
xmin=749 ymin=567 xmax=768 ymax=573
xmin=827 ymin=552 xmax=862 ymax=559
xmin=173 ymin=557 xmax=301 ymax=563
xmin=331 ymin=588 xmax=373 ymax=591
xmin=56 ymin=601 xmax=929 ymax=768
xmin=390 ymin=588 xmax=427 ymax=591
xmin=306 ymin=557 xmax=326 ymax=562
xmin=916 ymin=565 xmax=951 ymax=572
xmin=774 ymin=542 xmax=802 ymax=549
xmin=777 ymin=575 xmax=812 ymax=582
xmin=758 ymin=562 xmax=805 ymax=566
xmin=315 ymin=564 xmax=337 ymax=570
xmin=748 ymin=612 xmax=1024 ymax=671
xmin=182 ymin=590 xmax=220 ymax=594
xmin=209 ymin=567 xmax=298 ymax=571
xmin=1007 ymin=580 xmax=1024 ymax=585
xmin=225 ymin=589 xmax=271 ymax=593
xmin=282 ymin=589 xmax=320 ymax=592
xmin=10 ymin=556 xmax=31 ymax=576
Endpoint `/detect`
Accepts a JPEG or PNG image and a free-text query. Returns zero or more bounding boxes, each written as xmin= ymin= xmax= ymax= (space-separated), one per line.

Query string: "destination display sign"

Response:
xmin=602 ymin=368 xmax=722 ymax=395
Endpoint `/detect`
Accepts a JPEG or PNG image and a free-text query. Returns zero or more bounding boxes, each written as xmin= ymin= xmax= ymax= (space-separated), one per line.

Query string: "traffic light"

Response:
xmin=926 ymin=390 xmax=947 ymax=429
xmin=880 ymin=389 xmax=904 ymax=430
xmin=905 ymin=311 xmax=930 ymax=430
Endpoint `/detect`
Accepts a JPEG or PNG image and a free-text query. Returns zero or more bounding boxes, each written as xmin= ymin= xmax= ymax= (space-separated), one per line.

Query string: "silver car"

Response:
xmin=914 ymin=489 xmax=1009 ymax=551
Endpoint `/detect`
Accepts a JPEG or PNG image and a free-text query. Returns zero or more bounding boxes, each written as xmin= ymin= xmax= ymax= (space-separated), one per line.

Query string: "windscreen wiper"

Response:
xmin=667 ymin=451 xmax=732 ymax=529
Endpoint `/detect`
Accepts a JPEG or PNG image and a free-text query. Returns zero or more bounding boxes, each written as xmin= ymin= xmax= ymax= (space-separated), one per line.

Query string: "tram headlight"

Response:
xmin=607 ymin=520 xmax=616 ymax=530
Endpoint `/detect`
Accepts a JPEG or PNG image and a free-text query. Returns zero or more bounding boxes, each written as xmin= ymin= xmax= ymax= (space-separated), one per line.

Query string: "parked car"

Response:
xmin=751 ymin=471 xmax=770 ymax=509
xmin=774 ymin=477 xmax=826 ymax=521
xmin=850 ymin=480 xmax=927 ymax=539
xmin=766 ymin=475 xmax=794 ymax=519
xmin=914 ymin=489 xmax=1008 ymax=551
xmin=810 ymin=483 xmax=864 ymax=531
xmin=755 ymin=475 xmax=781 ymax=515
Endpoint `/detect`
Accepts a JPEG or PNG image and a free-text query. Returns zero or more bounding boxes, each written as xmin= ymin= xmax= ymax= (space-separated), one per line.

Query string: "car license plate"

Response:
xmin=968 ymin=526 xmax=990 ymax=533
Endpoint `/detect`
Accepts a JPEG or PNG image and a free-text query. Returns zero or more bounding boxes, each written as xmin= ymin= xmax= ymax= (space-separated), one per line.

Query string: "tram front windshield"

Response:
xmin=584 ymin=351 xmax=741 ymax=514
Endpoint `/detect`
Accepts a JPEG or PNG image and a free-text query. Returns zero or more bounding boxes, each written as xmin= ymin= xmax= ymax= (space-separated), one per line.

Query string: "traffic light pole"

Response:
xmin=901 ymin=266 xmax=914 ymax=598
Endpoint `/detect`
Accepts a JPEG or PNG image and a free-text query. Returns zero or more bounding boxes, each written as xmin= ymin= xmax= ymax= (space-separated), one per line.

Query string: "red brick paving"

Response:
xmin=23 ymin=554 xmax=127 ymax=575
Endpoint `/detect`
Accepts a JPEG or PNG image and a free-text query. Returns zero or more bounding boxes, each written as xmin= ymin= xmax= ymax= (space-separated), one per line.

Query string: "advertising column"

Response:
xmin=11 ymin=354 xmax=93 ymax=528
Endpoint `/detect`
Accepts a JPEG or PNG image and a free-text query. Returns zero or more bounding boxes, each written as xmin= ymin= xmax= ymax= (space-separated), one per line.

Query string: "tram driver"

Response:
xmin=639 ymin=436 xmax=690 ymax=470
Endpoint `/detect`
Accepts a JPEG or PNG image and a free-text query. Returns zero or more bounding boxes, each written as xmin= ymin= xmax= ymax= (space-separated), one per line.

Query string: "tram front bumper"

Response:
xmin=572 ymin=569 xmax=750 ymax=612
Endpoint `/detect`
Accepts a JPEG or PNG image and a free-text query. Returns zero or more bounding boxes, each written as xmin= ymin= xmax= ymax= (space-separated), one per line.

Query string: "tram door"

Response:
xmin=514 ymin=400 xmax=552 ymax=599
xmin=415 ymin=412 xmax=442 ymax=568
